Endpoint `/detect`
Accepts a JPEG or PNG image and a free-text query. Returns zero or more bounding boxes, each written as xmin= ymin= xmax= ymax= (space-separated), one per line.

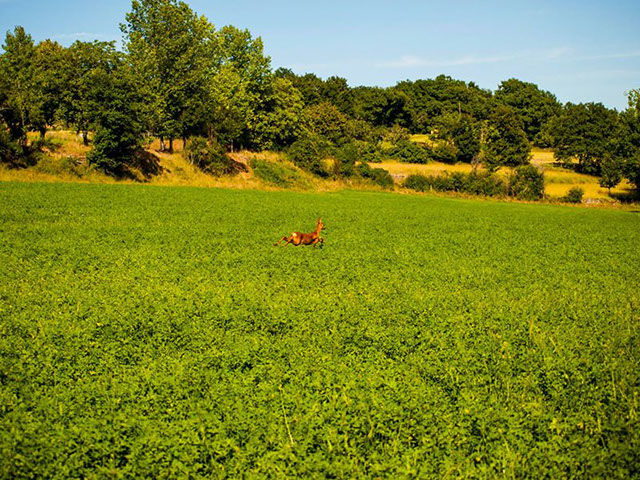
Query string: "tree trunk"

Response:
xmin=82 ymin=131 xmax=89 ymax=146
xmin=159 ymin=136 xmax=166 ymax=152
xmin=182 ymin=136 xmax=187 ymax=151
xmin=169 ymin=138 xmax=174 ymax=153
xmin=39 ymin=128 xmax=46 ymax=140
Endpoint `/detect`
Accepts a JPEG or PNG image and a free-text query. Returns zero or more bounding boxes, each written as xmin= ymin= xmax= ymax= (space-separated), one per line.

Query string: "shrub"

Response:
xmin=287 ymin=135 xmax=333 ymax=177
xmin=466 ymin=172 xmax=508 ymax=197
xmin=34 ymin=156 xmax=84 ymax=177
xmin=184 ymin=137 xmax=235 ymax=176
xmin=432 ymin=143 xmax=459 ymax=164
xmin=403 ymin=171 xmax=509 ymax=197
xmin=250 ymin=158 xmax=311 ymax=189
xmin=357 ymin=162 xmax=394 ymax=189
xmin=387 ymin=140 xmax=432 ymax=164
xmin=403 ymin=174 xmax=431 ymax=192
xmin=562 ymin=187 xmax=584 ymax=204
xmin=508 ymin=164 xmax=545 ymax=200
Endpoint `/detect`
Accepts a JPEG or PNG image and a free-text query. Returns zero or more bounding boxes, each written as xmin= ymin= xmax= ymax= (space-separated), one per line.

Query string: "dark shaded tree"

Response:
xmin=548 ymin=102 xmax=620 ymax=175
xmin=484 ymin=106 xmax=531 ymax=170
xmin=495 ymin=78 xmax=561 ymax=145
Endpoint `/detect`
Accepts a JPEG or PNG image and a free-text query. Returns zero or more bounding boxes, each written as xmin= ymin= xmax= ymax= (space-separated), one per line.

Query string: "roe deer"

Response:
xmin=274 ymin=218 xmax=325 ymax=247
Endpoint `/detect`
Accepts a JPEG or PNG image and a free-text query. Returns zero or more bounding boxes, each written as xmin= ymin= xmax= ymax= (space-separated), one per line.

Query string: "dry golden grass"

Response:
xmin=4 ymin=131 xmax=635 ymax=205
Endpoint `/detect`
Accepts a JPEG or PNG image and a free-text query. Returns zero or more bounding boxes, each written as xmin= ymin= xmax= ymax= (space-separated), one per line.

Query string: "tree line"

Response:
xmin=1 ymin=0 xmax=639 ymax=193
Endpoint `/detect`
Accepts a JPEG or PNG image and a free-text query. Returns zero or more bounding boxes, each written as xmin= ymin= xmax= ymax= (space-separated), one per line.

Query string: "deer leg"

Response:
xmin=274 ymin=236 xmax=289 ymax=246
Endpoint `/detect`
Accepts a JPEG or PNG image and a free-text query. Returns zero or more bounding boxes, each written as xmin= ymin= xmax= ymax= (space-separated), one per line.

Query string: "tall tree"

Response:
xmin=549 ymin=102 xmax=620 ymax=175
xmin=0 ymin=27 xmax=37 ymax=145
xmin=483 ymin=105 xmax=531 ymax=170
xmin=60 ymin=41 xmax=120 ymax=145
xmin=122 ymin=0 xmax=210 ymax=151
xmin=495 ymin=79 xmax=561 ymax=145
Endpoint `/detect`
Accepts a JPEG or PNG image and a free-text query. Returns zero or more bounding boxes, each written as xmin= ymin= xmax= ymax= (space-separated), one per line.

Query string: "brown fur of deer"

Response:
xmin=274 ymin=218 xmax=325 ymax=247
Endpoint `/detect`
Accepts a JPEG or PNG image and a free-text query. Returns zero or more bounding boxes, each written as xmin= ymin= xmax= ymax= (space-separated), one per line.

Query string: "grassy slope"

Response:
xmin=1 ymin=131 xmax=635 ymax=203
xmin=1 ymin=182 xmax=638 ymax=478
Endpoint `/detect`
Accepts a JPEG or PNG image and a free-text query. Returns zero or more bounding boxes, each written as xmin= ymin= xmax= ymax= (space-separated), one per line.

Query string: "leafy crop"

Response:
xmin=0 ymin=182 xmax=638 ymax=478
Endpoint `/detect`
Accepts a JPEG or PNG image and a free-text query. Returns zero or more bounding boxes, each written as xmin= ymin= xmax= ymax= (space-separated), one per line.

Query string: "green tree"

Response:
xmin=60 ymin=41 xmax=120 ymax=145
xmin=86 ymin=63 xmax=145 ymax=173
xmin=29 ymin=40 xmax=67 ymax=139
xmin=508 ymin=164 xmax=545 ymax=200
xmin=251 ymin=77 xmax=304 ymax=150
xmin=351 ymin=86 xmax=411 ymax=127
xmin=395 ymin=75 xmax=493 ymax=133
xmin=598 ymin=156 xmax=622 ymax=193
xmin=302 ymin=102 xmax=349 ymax=144
xmin=483 ymin=106 xmax=531 ymax=171
xmin=495 ymin=78 xmax=561 ymax=145
xmin=0 ymin=26 xmax=37 ymax=145
xmin=122 ymin=0 xmax=210 ymax=151
xmin=619 ymin=90 xmax=640 ymax=191
xmin=451 ymin=114 xmax=480 ymax=163
xmin=549 ymin=102 xmax=620 ymax=175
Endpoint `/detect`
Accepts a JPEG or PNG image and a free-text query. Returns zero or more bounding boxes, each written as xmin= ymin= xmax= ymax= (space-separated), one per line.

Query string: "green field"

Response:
xmin=1 ymin=182 xmax=639 ymax=478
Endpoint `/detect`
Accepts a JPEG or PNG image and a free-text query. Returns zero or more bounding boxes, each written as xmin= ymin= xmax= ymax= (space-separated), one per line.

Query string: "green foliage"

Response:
xmin=351 ymin=86 xmax=411 ymax=127
xmin=0 ymin=26 xmax=37 ymax=143
xmin=250 ymin=77 xmax=304 ymax=150
xmin=484 ymin=106 xmax=531 ymax=170
xmin=302 ymin=102 xmax=349 ymax=144
xmin=431 ymin=143 xmax=458 ymax=164
xmin=395 ymin=75 xmax=494 ymax=133
xmin=2 ymin=183 xmax=639 ymax=478
xmin=599 ymin=156 xmax=623 ymax=192
xmin=250 ymin=158 xmax=312 ymax=189
xmin=85 ymin=65 xmax=144 ymax=173
xmin=33 ymin=155 xmax=85 ymax=177
xmin=403 ymin=173 xmax=431 ymax=192
xmin=183 ymin=137 xmax=235 ymax=175
xmin=387 ymin=140 xmax=432 ymax=164
xmin=403 ymin=171 xmax=508 ymax=197
xmin=495 ymin=78 xmax=562 ymax=145
xmin=450 ymin=115 xmax=480 ymax=163
xmin=562 ymin=187 xmax=585 ymax=204
xmin=287 ymin=135 xmax=333 ymax=177
xmin=508 ymin=164 xmax=545 ymax=200
xmin=356 ymin=162 xmax=394 ymax=188
xmin=549 ymin=102 xmax=620 ymax=175
xmin=60 ymin=40 xmax=121 ymax=143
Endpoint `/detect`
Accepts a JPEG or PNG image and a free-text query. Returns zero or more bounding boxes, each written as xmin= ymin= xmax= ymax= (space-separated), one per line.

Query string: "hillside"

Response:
xmin=0 ymin=130 xmax=635 ymax=205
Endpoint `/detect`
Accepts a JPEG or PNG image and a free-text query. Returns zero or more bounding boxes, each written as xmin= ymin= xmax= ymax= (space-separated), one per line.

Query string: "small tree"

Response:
xmin=599 ymin=156 xmax=622 ymax=194
xmin=562 ymin=187 xmax=584 ymax=204
xmin=508 ymin=164 xmax=544 ymax=200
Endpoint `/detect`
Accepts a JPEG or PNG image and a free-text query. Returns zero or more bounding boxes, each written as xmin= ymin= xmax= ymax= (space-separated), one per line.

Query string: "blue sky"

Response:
xmin=1 ymin=0 xmax=639 ymax=110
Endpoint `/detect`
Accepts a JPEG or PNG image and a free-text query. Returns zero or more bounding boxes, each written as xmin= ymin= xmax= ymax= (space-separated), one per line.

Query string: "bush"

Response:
xmin=387 ymin=140 xmax=432 ymax=164
xmin=466 ymin=172 xmax=508 ymax=197
xmin=357 ymin=162 xmax=394 ymax=189
xmin=250 ymin=158 xmax=312 ymax=189
xmin=184 ymin=137 xmax=235 ymax=176
xmin=403 ymin=171 xmax=509 ymax=198
xmin=34 ymin=156 xmax=84 ymax=177
xmin=562 ymin=187 xmax=584 ymax=204
xmin=508 ymin=165 xmax=545 ymax=200
xmin=287 ymin=135 xmax=333 ymax=177
xmin=432 ymin=143 xmax=459 ymax=164
xmin=403 ymin=174 xmax=431 ymax=192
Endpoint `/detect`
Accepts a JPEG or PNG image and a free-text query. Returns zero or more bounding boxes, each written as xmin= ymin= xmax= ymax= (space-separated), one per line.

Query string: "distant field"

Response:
xmin=1 ymin=182 xmax=638 ymax=477
xmin=393 ymin=141 xmax=634 ymax=200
